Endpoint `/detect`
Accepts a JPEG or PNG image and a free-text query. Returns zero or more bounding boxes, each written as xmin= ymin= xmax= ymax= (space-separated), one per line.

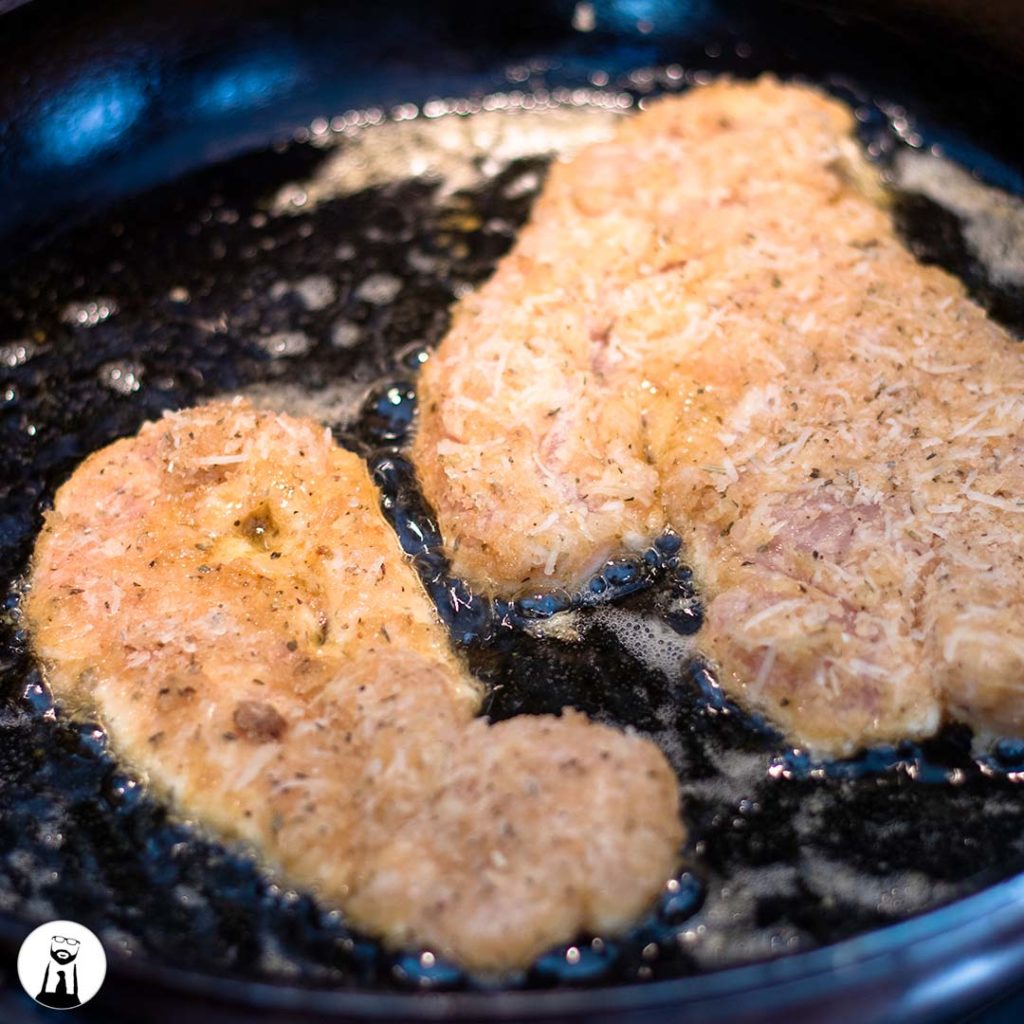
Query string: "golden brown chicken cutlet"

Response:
xmin=26 ymin=399 xmax=682 ymax=974
xmin=413 ymin=77 xmax=1024 ymax=754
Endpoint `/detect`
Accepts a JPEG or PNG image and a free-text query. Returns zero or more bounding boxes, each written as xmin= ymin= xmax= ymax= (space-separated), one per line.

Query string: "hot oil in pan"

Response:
xmin=2 ymin=79 xmax=1024 ymax=992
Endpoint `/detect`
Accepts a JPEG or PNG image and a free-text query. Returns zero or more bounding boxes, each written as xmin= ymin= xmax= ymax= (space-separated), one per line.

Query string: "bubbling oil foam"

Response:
xmin=240 ymin=379 xmax=371 ymax=431
xmin=590 ymin=607 xmax=697 ymax=681
xmin=894 ymin=149 xmax=1024 ymax=288
xmin=270 ymin=97 xmax=629 ymax=216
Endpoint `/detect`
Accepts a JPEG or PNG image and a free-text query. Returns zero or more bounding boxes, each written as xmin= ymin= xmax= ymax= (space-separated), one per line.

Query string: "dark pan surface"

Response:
xmin=1 ymin=1 xmax=1024 ymax=1019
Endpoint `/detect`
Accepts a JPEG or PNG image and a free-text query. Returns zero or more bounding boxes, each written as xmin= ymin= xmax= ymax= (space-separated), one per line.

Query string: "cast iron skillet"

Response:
xmin=1 ymin=2 xmax=1024 ymax=1021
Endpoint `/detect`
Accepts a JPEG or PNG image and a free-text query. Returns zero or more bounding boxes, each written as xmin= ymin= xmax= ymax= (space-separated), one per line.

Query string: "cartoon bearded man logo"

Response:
xmin=36 ymin=935 xmax=82 ymax=1009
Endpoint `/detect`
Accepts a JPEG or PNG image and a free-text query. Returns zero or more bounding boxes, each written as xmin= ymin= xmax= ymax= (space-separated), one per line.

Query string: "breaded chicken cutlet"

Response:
xmin=26 ymin=399 xmax=683 ymax=974
xmin=413 ymin=77 xmax=1024 ymax=754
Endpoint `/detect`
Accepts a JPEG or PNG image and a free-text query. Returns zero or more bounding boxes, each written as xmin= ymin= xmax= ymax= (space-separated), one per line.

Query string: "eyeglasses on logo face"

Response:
xmin=51 ymin=937 xmax=81 ymax=947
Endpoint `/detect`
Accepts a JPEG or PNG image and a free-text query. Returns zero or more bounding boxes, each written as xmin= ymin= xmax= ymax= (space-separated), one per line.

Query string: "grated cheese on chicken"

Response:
xmin=413 ymin=76 xmax=1024 ymax=754
xmin=26 ymin=399 xmax=682 ymax=973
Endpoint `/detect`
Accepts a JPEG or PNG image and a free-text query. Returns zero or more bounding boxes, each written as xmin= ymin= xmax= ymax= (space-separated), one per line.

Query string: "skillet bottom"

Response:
xmin=2 ymin=72 xmax=1024 ymax=994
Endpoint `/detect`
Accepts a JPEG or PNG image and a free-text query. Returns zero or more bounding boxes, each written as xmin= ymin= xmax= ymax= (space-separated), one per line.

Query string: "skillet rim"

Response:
xmin=3 ymin=867 xmax=1024 ymax=1019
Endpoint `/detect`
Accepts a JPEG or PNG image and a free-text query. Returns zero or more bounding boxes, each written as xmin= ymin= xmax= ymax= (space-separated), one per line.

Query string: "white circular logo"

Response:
xmin=16 ymin=920 xmax=107 ymax=1010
